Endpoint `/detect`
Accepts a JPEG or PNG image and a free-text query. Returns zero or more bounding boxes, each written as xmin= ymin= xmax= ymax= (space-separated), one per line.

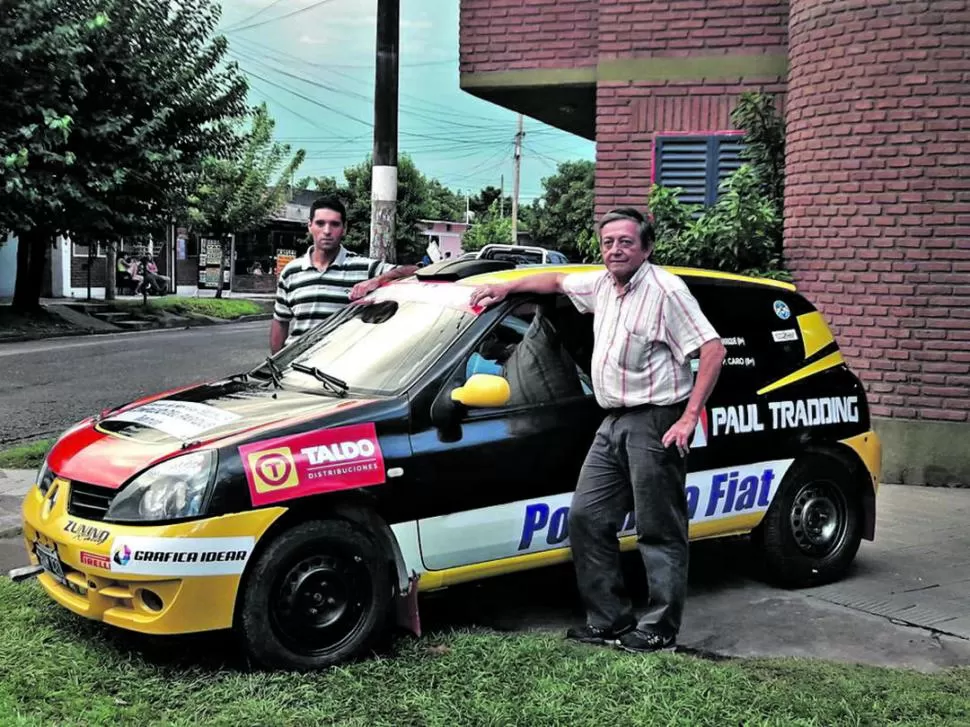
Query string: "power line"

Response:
xmin=221 ymin=0 xmax=290 ymax=33
xmin=224 ymin=0 xmax=339 ymax=33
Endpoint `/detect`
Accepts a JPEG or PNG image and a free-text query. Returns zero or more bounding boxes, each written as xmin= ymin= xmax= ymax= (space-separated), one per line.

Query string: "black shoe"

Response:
xmin=616 ymin=629 xmax=677 ymax=653
xmin=565 ymin=617 xmax=636 ymax=645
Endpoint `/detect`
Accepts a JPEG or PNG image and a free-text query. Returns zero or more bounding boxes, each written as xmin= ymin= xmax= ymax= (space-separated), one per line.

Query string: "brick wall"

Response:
xmin=459 ymin=0 xmax=597 ymax=73
xmin=597 ymin=0 xmax=788 ymax=59
xmin=594 ymin=0 xmax=788 ymax=215
xmin=785 ymin=0 xmax=970 ymax=423
xmin=595 ymin=80 xmax=786 ymax=216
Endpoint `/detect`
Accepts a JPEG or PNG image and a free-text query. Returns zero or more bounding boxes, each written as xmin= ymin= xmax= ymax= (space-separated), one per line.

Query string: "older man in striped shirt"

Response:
xmin=470 ymin=207 xmax=726 ymax=653
xmin=270 ymin=197 xmax=418 ymax=353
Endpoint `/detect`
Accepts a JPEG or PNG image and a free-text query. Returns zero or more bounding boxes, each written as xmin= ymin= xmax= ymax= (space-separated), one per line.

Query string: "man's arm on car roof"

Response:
xmin=469 ymin=272 xmax=566 ymax=308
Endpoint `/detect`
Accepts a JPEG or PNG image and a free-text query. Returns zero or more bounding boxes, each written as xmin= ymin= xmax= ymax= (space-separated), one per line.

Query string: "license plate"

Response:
xmin=34 ymin=542 xmax=66 ymax=584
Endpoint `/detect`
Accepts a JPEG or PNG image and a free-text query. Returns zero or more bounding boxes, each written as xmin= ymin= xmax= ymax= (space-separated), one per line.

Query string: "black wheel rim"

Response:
xmin=788 ymin=479 xmax=849 ymax=558
xmin=269 ymin=544 xmax=373 ymax=658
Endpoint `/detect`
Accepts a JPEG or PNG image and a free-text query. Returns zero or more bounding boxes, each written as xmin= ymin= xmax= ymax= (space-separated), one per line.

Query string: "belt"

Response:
xmin=603 ymin=400 xmax=687 ymax=417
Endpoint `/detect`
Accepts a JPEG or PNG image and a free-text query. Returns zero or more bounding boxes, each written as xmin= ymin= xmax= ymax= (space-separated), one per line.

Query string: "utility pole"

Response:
xmin=500 ymin=174 xmax=504 ymax=218
xmin=370 ymin=0 xmax=399 ymax=262
xmin=511 ymin=114 xmax=524 ymax=244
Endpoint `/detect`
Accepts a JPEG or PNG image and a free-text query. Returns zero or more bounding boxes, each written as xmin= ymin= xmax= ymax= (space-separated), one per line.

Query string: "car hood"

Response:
xmin=47 ymin=380 xmax=379 ymax=490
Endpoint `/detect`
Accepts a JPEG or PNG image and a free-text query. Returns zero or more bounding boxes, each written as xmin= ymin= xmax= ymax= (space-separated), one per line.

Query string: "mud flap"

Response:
xmin=394 ymin=571 xmax=422 ymax=637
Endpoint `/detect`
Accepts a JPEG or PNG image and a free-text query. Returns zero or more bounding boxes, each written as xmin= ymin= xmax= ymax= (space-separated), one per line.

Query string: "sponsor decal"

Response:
xmin=516 ymin=460 xmax=794 ymax=551
xmin=63 ymin=520 xmax=110 ymax=545
xmin=109 ymin=536 xmax=255 ymax=576
xmin=239 ymin=423 xmax=386 ymax=506
xmin=724 ymin=356 xmax=756 ymax=368
xmin=772 ymin=329 xmax=799 ymax=343
xmin=104 ymin=400 xmax=241 ymax=439
xmin=768 ymin=395 xmax=859 ymax=429
xmin=690 ymin=395 xmax=860 ymax=447
xmin=80 ymin=551 xmax=111 ymax=570
xmin=773 ymin=300 xmax=791 ymax=320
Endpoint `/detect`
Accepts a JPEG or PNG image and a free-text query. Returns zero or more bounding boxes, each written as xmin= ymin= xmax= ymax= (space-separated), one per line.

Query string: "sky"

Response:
xmin=215 ymin=0 xmax=596 ymax=203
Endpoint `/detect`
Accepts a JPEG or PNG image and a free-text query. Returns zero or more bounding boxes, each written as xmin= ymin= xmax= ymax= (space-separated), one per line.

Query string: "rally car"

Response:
xmin=13 ymin=258 xmax=881 ymax=671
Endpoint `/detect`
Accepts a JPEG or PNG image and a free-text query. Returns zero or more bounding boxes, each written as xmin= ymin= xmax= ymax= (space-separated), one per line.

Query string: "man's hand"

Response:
xmin=469 ymin=283 xmax=511 ymax=308
xmin=350 ymin=278 xmax=382 ymax=301
xmin=662 ymin=410 xmax=698 ymax=455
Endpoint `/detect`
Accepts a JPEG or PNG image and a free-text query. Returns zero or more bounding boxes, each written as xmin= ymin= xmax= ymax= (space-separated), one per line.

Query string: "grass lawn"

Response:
xmin=0 ymin=580 xmax=967 ymax=726
xmin=112 ymin=297 xmax=271 ymax=320
xmin=0 ymin=439 xmax=53 ymax=470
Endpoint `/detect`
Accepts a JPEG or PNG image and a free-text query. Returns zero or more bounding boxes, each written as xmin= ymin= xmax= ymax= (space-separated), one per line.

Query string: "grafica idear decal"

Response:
xmin=239 ymin=423 xmax=386 ymax=506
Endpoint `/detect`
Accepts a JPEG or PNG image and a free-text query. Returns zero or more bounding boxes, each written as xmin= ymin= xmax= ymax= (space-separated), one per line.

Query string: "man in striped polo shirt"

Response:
xmin=270 ymin=197 xmax=418 ymax=353
xmin=470 ymin=207 xmax=726 ymax=653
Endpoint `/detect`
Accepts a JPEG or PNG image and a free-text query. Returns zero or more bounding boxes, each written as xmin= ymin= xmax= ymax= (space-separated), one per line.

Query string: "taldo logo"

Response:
xmin=247 ymin=447 xmax=299 ymax=493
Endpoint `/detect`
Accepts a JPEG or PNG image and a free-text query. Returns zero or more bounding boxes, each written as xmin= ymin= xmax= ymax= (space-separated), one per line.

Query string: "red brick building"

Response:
xmin=459 ymin=0 xmax=970 ymax=485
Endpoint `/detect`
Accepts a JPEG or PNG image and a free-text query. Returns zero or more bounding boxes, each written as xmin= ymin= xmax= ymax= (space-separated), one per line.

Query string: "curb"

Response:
xmin=0 ymin=314 xmax=272 ymax=345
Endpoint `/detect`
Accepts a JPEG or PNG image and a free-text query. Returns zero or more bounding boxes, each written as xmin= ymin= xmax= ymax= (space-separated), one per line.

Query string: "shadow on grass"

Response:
xmin=61 ymin=537 xmax=760 ymax=673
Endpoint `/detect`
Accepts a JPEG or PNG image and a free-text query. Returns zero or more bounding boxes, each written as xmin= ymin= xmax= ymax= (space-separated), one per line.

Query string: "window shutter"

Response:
xmin=655 ymin=134 xmax=745 ymax=207
xmin=654 ymin=138 xmax=710 ymax=207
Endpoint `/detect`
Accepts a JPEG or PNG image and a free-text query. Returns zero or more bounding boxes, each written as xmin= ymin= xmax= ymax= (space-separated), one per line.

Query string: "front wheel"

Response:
xmin=756 ymin=455 xmax=863 ymax=588
xmin=237 ymin=519 xmax=393 ymax=671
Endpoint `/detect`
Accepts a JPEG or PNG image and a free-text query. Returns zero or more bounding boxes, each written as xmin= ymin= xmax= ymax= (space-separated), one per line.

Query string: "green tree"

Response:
xmin=469 ymin=185 xmax=511 ymax=220
xmin=186 ymin=104 xmax=306 ymax=298
xmin=528 ymin=160 xmax=595 ymax=261
xmin=462 ymin=200 xmax=513 ymax=251
xmin=0 ymin=0 xmax=249 ymax=310
xmin=314 ymin=155 xmax=464 ymax=263
xmin=730 ymin=91 xmax=785 ymax=263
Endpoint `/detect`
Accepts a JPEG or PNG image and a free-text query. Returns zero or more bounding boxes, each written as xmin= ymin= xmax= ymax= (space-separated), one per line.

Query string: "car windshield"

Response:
xmin=270 ymin=291 xmax=475 ymax=396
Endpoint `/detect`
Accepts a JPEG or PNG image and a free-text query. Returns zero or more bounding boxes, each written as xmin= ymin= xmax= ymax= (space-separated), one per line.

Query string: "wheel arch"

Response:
xmin=798 ymin=440 xmax=878 ymax=541
xmin=233 ymin=491 xmax=417 ymax=627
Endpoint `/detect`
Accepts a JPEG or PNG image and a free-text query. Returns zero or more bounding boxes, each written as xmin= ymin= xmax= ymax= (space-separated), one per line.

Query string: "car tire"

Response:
xmin=237 ymin=518 xmax=394 ymax=671
xmin=756 ymin=454 xmax=863 ymax=588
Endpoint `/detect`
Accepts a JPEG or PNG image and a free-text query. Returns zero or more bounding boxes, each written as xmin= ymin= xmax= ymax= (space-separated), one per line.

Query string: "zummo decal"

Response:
xmin=517 ymin=459 xmax=794 ymax=551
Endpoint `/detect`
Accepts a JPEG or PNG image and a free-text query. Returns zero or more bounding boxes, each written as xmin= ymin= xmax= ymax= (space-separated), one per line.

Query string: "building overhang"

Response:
xmin=459 ymin=54 xmax=788 ymax=141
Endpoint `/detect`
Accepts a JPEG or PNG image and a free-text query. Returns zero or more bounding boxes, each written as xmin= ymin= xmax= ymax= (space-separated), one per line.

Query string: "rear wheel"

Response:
xmin=756 ymin=455 xmax=863 ymax=588
xmin=237 ymin=519 xmax=393 ymax=670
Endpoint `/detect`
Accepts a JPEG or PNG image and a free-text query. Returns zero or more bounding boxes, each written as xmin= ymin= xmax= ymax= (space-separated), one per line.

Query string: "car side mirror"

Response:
xmin=450 ymin=374 xmax=510 ymax=409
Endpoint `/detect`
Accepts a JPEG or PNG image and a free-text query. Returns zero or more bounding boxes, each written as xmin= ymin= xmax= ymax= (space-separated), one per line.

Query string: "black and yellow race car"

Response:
xmin=14 ymin=259 xmax=881 ymax=670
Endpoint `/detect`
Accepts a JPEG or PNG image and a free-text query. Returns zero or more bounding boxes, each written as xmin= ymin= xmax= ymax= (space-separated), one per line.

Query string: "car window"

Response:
xmin=274 ymin=298 xmax=474 ymax=396
xmin=464 ymin=296 xmax=593 ymax=407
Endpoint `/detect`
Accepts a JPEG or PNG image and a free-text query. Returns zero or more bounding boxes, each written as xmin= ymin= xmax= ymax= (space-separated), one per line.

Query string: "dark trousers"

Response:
xmin=569 ymin=402 xmax=689 ymax=636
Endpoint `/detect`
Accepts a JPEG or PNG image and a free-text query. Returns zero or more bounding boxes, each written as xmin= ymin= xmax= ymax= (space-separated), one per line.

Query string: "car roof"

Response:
xmin=454 ymin=264 xmax=797 ymax=292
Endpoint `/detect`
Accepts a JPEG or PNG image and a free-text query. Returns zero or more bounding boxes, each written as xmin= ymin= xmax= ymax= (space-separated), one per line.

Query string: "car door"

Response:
xmin=408 ymin=293 xmax=602 ymax=571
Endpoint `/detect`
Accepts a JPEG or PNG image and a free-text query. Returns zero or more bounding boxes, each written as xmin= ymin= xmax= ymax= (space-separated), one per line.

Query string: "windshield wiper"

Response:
xmin=255 ymin=356 xmax=283 ymax=390
xmin=291 ymin=362 xmax=349 ymax=397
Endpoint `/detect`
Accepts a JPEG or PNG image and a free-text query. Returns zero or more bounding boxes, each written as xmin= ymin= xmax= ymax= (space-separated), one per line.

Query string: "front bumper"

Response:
xmin=20 ymin=479 xmax=286 ymax=635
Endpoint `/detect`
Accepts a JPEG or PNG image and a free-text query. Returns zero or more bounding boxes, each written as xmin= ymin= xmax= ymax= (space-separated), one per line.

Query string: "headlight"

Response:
xmin=36 ymin=457 xmax=55 ymax=495
xmin=105 ymin=451 xmax=216 ymax=522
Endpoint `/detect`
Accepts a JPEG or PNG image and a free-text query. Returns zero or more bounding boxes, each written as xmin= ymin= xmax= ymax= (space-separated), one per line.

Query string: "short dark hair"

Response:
xmin=598 ymin=207 xmax=655 ymax=248
xmin=310 ymin=196 xmax=347 ymax=225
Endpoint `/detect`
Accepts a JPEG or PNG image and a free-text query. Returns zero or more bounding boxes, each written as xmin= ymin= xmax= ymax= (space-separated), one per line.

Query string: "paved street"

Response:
xmin=0 ymin=321 xmax=268 ymax=445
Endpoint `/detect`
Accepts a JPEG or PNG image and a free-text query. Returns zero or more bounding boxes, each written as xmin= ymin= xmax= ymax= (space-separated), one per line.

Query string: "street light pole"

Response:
xmin=369 ymin=0 xmax=399 ymax=262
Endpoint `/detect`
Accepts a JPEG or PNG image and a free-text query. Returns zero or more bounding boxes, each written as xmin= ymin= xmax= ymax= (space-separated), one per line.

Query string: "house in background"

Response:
xmin=417 ymin=219 xmax=471 ymax=259
xmin=458 ymin=0 xmax=969 ymax=484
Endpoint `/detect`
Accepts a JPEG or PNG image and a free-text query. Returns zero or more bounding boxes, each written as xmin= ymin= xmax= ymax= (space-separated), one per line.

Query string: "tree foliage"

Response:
xmin=527 ymin=160 xmax=595 ymax=261
xmin=314 ymin=154 xmax=466 ymax=263
xmin=0 ymin=0 xmax=249 ymax=309
xmin=462 ymin=201 xmax=513 ymax=251
xmin=186 ymin=104 xmax=306 ymax=296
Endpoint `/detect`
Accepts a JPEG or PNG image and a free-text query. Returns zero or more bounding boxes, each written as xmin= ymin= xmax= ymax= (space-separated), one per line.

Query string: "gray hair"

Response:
xmin=598 ymin=207 xmax=655 ymax=248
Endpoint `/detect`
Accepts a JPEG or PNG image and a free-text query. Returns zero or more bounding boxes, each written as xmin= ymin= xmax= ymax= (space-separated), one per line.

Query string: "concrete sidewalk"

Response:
xmin=0 ymin=469 xmax=32 ymax=538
